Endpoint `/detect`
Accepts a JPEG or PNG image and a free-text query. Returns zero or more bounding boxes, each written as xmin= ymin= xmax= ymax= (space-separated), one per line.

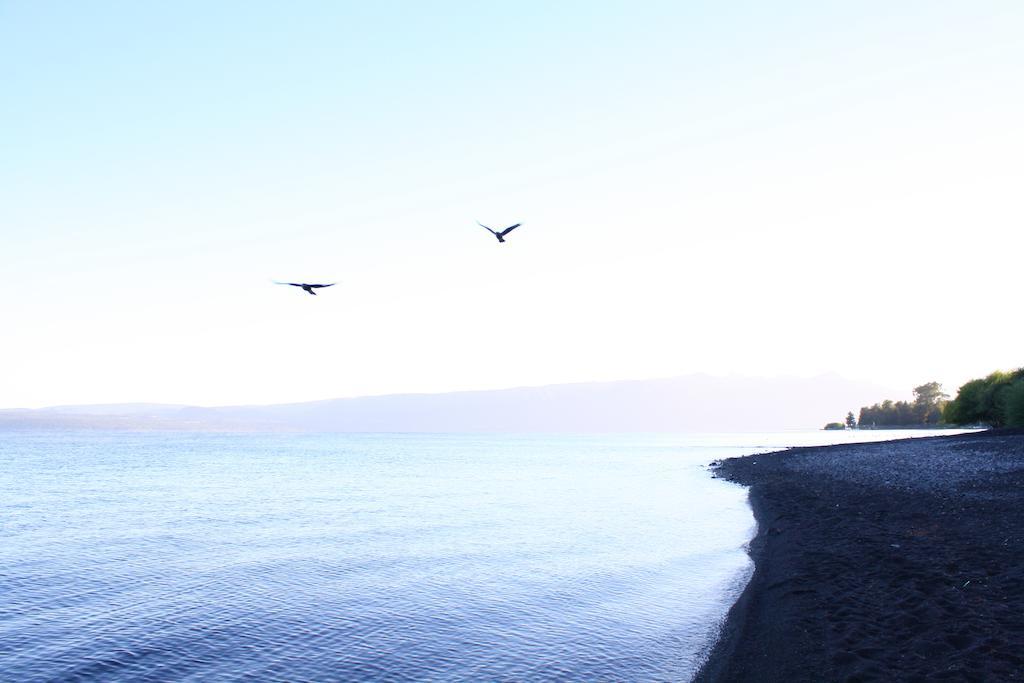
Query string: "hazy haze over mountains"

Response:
xmin=0 ymin=374 xmax=894 ymax=432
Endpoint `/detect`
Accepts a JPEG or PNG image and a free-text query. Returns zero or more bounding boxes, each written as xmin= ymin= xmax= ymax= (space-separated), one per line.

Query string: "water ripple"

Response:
xmin=0 ymin=432 xmax=756 ymax=681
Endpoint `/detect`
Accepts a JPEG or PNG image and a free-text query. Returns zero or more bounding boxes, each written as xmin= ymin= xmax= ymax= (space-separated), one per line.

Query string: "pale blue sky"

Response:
xmin=2 ymin=1 xmax=1022 ymax=407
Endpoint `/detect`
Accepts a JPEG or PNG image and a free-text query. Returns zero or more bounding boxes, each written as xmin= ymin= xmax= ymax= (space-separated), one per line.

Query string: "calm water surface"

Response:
xmin=0 ymin=430 xmax=964 ymax=681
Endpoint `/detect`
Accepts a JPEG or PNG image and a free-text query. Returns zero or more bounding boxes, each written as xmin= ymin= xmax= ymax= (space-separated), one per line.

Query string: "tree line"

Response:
xmin=857 ymin=382 xmax=947 ymax=428
xmin=943 ymin=368 xmax=1024 ymax=428
xmin=847 ymin=369 xmax=1024 ymax=429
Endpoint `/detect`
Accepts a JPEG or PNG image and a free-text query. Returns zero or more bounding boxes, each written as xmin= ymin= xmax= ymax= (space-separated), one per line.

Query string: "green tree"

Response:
xmin=845 ymin=411 xmax=856 ymax=429
xmin=1005 ymin=381 xmax=1024 ymax=428
xmin=911 ymin=382 xmax=948 ymax=424
xmin=944 ymin=378 xmax=987 ymax=425
xmin=944 ymin=369 xmax=1024 ymax=427
xmin=977 ymin=371 xmax=1018 ymax=427
xmin=913 ymin=381 xmax=948 ymax=407
xmin=858 ymin=405 xmax=875 ymax=428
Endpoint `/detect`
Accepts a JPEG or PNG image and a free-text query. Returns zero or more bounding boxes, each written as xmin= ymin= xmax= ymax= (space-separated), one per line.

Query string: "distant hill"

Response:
xmin=36 ymin=403 xmax=188 ymax=417
xmin=0 ymin=374 xmax=895 ymax=432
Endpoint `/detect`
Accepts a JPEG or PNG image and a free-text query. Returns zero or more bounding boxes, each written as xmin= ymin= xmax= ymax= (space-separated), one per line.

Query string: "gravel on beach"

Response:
xmin=696 ymin=430 xmax=1024 ymax=682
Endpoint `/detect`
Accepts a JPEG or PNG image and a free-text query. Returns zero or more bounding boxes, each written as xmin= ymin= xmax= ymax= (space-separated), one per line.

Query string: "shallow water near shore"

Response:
xmin=0 ymin=429 xmax=968 ymax=681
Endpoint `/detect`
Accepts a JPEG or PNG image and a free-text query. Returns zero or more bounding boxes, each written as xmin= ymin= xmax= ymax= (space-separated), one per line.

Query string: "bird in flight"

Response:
xmin=477 ymin=221 xmax=521 ymax=243
xmin=275 ymin=282 xmax=336 ymax=296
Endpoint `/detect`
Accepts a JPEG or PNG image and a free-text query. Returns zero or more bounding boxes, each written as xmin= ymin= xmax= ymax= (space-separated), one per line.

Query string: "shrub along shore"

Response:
xmin=944 ymin=368 xmax=1024 ymax=428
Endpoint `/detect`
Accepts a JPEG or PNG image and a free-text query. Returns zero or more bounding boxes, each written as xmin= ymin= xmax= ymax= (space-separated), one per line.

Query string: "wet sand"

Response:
xmin=696 ymin=430 xmax=1024 ymax=682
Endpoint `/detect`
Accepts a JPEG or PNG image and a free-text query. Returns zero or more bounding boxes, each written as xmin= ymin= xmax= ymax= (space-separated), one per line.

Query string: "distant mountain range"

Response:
xmin=0 ymin=374 xmax=896 ymax=432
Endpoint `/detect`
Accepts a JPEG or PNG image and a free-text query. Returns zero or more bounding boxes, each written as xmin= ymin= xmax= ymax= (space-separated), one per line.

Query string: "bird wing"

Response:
xmin=309 ymin=283 xmax=336 ymax=288
xmin=477 ymin=221 xmax=498 ymax=235
xmin=498 ymin=223 xmax=521 ymax=236
xmin=274 ymin=281 xmax=303 ymax=287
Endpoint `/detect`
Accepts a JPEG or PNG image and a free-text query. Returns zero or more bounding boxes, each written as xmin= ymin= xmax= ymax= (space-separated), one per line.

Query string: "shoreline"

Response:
xmin=695 ymin=429 xmax=1024 ymax=682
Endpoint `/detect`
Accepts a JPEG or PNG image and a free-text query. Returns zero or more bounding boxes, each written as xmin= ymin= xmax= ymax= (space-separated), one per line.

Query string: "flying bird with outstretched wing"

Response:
xmin=275 ymin=281 xmax=336 ymax=296
xmin=477 ymin=221 xmax=521 ymax=243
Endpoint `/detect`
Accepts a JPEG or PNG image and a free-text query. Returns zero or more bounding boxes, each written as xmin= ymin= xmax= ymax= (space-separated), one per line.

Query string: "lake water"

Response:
xmin=0 ymin=429 xmax=966 ymax=681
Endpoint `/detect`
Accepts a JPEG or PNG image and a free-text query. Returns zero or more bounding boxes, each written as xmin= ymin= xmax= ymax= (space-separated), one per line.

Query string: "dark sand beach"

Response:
xmin=697 ymin=430 xmax=1024 ymax=682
